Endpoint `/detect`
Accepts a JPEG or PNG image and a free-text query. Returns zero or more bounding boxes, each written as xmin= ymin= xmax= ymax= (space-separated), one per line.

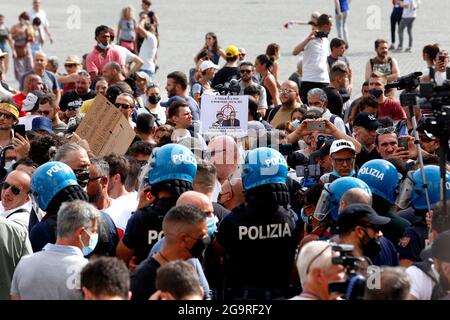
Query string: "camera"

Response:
xmin=385 ymin=71 xmax=422 ymax=91
xmin=328 ymin=244 xmax=367 ymax=300
xmin=315 ymin=31 xmax=328 ymax=38
xmin=213 ymin=78 xmax=241 ymax=95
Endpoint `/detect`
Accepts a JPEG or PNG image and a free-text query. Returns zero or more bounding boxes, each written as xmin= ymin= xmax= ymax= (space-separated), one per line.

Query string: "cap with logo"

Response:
xmin=353 ymin=112 xmax=381 ymax=131
xmin=337 ymin=203 xmax=391 ymax=234
xmin=330 ymin=139 xmax=356 ymax=155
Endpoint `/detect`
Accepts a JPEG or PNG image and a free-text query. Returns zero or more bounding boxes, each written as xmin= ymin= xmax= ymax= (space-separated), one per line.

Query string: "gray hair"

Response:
xmin=90 ymin=158 xmax=109 ymax=177
xmin=194 ymin=160 xmax=217 ymax=194
xmin=364 ymin=267 xmax=410 ymax=300
xmin=297 ymin=240 xmax=333 ymax=286
xmin=57 ymin=200 xmax=100 ymax=239
xmin=162 ymin=205 xmax=207 ymax=243
xmin=54 ymin=143 xmax=86 ymax=162
xmin=47 ymin=56 xmax=59 ymax=69
xmin=307 ymin=88 xmax=328 ymax=102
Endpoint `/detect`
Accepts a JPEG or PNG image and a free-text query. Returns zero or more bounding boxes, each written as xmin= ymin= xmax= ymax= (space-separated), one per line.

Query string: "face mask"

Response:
xmin=206 ymin=216 xmax=218 ymax=237
xmin=189 ymin=236 xmax=210 ymax=260
xmin=148 ymin=95 xmax=161 ymax=105
xmin=73 ymin=168 xmax=90 ymax=188
xmin=20 ymin=19 xmax=27 ymax=25
xmin=4 ymin=160 xmax=16 ymax=173
xmin=80 ymin=229 xmax=99 ymax=256
xmin=98 ymin=42 xmax=109 ymax=50
xmin=330 ymin=169 xmax=356 ymax=178
xmin=361 ymin=230 xmax=381 ymax=259
xmin=308 ymin=106 xmax=324 ymax=115
xmin=368 ymin=89 xmax=383 ymax=98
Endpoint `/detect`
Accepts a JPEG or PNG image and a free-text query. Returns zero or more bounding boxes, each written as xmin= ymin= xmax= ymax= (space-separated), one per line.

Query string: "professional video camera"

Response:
xmin=213 ymin=78 xmax=241 ymax=95
xmin=385 ymin=71 xmax=422 ymax=91
xmin=328 ymin=244 xmax=368 ymax=300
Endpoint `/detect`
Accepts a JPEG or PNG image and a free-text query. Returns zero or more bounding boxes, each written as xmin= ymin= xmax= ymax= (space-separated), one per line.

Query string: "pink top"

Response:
xmin=86 ymin=46 xmax=124 ymax=74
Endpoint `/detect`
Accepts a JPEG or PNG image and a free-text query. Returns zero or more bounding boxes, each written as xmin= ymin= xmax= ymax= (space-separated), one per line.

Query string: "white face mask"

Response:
xmin=308 ymin=106 xmax=324 ymax=115
xmin=4 ymin=160 xmax=16 ymax=172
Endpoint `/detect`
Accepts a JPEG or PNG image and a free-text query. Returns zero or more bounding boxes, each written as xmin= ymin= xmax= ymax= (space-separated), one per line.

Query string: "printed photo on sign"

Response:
xmin=200 ymin=95 xmax=248 ymax=137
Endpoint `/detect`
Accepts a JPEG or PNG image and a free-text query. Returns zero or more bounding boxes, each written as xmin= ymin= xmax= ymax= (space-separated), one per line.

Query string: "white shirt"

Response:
xmin=139 ymin=31 xmax=158 ymax=73
xmin=18 ymin=114 xmax=40 ymax=131
xmin=104 ymin=193 xmax=138 ymax=231
xmin=402 ymin=0 xmax=419 ymax=18
xmin=28 ymin=8 xmax=49 ymax=41
xmin=137 ymin=104 xmax=167 ymax=125
xmin=111 ymin=44 xmax=138 ymax=65
xmin=1 ymin=201 xmax=32 ymax=230
xmin=302 ymin=37 xmax=330 ymax=83
xmin=322 ymin=109 xmax=346 ymax=134
xmin=406 ymin=265 xmax=435 ymax=300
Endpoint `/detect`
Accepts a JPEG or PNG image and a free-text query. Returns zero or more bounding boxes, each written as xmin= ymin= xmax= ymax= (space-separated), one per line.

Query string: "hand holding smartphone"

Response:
xmin=307 ymin=120 xmax=326 ymax=132
xmin=13 ymin=124 xmax=26 ymax=138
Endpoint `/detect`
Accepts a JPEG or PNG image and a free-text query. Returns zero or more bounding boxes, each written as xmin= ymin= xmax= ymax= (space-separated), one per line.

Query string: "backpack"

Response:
xmin=329 ymin=114 xmax=352 ymax=136
xmin=428 ymin=66 xmax=450 ymax=82
xmin=370 ymin=57 xmax=393 ymax=74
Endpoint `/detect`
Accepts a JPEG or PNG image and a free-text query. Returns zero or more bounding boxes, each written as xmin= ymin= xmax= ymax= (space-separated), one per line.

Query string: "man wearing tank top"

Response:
xmin=365 ymin=39 xmax=400 ymax=83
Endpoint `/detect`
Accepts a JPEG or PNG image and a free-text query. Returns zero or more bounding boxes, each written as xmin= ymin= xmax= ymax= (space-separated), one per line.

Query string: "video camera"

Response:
xmin=385 ymin=71 xmax=422 ymax=91
xmin=328 ymin=244 xmax=367 ymax=300
xmin=214 ymin=78 xmax=241 ymax=95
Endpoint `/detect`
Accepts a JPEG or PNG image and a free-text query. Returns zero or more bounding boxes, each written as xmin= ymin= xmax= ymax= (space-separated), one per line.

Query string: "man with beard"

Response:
xmin=267 ymin=80 xmax=301 ymax=128
xmin=37 ymin=93 xmax=67 ymax=134
xmin=336 ymin=203 xmax=390 ymax=264
xmin=353 ymin=112 xmax=382 ymax=168
xmin=59 ymin=71 xmax=96 ymax=121
xmin=365 ymin=38 xmax=400 ymax=83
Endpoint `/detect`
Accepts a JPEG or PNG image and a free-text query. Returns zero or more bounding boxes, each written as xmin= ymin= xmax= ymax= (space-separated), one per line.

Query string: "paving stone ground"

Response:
xmin=2 ymin=0 xmax=450 ymax=98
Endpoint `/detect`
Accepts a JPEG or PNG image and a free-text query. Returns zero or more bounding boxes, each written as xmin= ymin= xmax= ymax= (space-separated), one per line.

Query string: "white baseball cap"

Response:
xmin=199 ymin=60 xmax=219 ymax=72
xmin=330 ymin=139 xmax=355 ymax=155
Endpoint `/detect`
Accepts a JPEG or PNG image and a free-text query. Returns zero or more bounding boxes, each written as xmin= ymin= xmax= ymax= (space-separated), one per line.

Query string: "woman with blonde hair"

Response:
xmin=117 ymin=6 xmax=137 ymax=53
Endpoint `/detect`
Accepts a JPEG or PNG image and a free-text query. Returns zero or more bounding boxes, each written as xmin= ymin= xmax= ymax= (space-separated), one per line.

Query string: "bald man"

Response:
xmin=176 ymin=191 xmax=213 ymax=217
xmin=12 ymin=74 xmax=44 ymax=115
xmin=0 ymin=170 xmax=32 ymax=229
xmin=339 ymin=188 xmax=372 ymax=212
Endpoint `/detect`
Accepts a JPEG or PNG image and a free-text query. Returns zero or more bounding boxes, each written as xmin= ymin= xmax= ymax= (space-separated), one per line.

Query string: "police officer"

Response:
xmin=357 ymin=159 xmax=411 ymax=243
xmin=396 ymin=165 xmax=450 ymax=267
xmin=29 ymin=161 xmax=119 ymax=256
xmin=212 ymin=147 xmax=298 ymax=300
xmin=117 ymin=144 xmax=197 ymax=267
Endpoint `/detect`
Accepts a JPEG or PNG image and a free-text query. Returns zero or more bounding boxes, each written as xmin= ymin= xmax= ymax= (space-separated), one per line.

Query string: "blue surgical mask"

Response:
xmin=300 ymin=207 xmax=313 ymax=224
xmin=331 ymin=169 xmax=356 ymax=178
xmin=98 ymin=42 xmax=109 ymax=50
xmin=206 ymin=216 xmax=218 ymax=237
xmin=80 ymin=229 xmax=99 ymax=256
xmin=368 ymin=89 xmax=383 ymax=98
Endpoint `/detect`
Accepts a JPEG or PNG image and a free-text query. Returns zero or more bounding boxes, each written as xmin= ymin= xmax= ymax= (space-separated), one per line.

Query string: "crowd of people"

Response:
xmin=0 ymin=0 xmax=449 ymax=301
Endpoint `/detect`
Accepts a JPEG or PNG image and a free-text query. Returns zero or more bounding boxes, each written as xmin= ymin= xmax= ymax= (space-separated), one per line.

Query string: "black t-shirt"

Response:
xmin=355 ymin=146 xmax=381 ymax=168
xmin=212 ymin=202 xmax=230 ymax=225
xmin=130 ymin=256 xmax=160 ymax=300
xmin=88 ymin=212 xmax=119 ymax=257
xmin=215 ymin=203 xmax=298 ymax=296
xmin=211 ymin=66 xmax=240 ymax=88
xmin=59 ymin=90 xmax=96 ymax=111
xmin=122 ymin=197 xmax=176 ymax=263
xmin=397 ymin=208 xmax=428 ymax=262
xmin=323 ymin=86 xmax=344 ymax=117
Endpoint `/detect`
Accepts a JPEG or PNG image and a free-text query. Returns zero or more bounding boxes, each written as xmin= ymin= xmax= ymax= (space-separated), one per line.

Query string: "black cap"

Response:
xmin=310 ymin=140 xmax=333 ymax=159
xmin=353 ymin=112 xmax=381 ymax=131
xmin=431 ymin=230 xmax=450 ymax=263
xmin=337 ymin=204 xmax=391 ymax=234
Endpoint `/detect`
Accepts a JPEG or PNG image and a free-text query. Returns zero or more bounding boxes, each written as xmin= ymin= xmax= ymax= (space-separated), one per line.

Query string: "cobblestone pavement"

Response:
xmin=2 ymin=0 xmax=450 ymax=98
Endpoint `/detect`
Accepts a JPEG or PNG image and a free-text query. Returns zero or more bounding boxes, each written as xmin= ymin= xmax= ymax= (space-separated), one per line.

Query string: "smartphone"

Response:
xmin=307 ymin=121 xmax=326 ymax=132
xmin=439 ymin=54 xmax=446 ymax=62
xmin=398 ymin=136 xmax=409 ymax=150
xmin=13 ymin=124 xmax=26 ymax=138
xmin=315 ymin=31 xmax=328 ymax=38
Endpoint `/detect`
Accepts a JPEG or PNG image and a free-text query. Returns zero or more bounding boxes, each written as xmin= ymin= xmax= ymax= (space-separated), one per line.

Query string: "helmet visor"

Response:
xmin=313 ymin=187 xmax=331 ymax=221
xmin=30 ymin=192 xmax=45 ymax=221
xmin=395 ymin=175 xmax=414 ymax=210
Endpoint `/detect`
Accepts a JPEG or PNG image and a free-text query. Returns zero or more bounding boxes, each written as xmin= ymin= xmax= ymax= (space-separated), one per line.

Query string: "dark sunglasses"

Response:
xmin=65 ymin=64 xmax=78 ymax=68
xmin=240 ymin=69 xmax=252 ymax=74
xmin=116 ymin=103 xmax=133 ymax=110
xmin=37 ymin=110 xmax=50 ymax=116
xmin=66 ymin=106 xmax=79 ymax=112
xmin=0 ymin=112 xmax=13 ymax=120
xmin=2 ymin=182 xmax=23 ymax=195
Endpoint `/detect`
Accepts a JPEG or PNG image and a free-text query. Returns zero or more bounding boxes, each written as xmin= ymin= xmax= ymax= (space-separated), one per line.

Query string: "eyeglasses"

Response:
xmin=376 ymin=126 xmax=396 ymax=135
xmin=0 ymin=112 xmax=13 ymax=120
xmin=2 ymin=182 xmax=23 ymax=195
xmin=87 ymin=176 xmax=104 ymax=183
xmin=280 ymin=89 xmax=296 ymax=94
xmin=240 ymin=69 xmax=252 ymax=74
xmin=116 ymin=103 xmax=133 ymax=110
xmin=66 ymin=106 xmax=79 ymax=112
xmin=305 ymin=244 xmax=331 ymax=274
xmin=332 ymin=157 xmax=355 ymax=164
xmin=37 ymin=110 xmax=50 ymax=116
xmin=65 ymin=64 xmax=78 ymax=68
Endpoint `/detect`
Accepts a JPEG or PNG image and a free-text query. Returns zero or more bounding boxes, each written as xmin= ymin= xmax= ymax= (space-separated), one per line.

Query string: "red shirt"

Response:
xmin=378 ymin=98 xmax=406 ymax=121
xmin=12 ymin=92 xmax=27 ymax=117
xmin=86 ymin=47 xmax=124 ymax=75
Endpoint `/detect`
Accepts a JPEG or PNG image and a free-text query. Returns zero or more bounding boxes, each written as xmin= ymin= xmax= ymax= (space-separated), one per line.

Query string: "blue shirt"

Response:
xmin=19 ymin=70 xmax=59 ymax=93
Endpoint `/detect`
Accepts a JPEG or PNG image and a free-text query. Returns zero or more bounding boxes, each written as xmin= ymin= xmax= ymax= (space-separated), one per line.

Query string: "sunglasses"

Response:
xmin=376 ymin=126 xmax=396 ymax=135
xmin=116 ymin=103 xmax=133 ymax=110
xmin=2 ymin=182 xmax=23 ymax=195
xmin=66 ymin=107 xmax=79 ymax=112
xmin=240 ymin=69 xmax=252 ymax=74
xmin=37 ymin=110 xmax=50 ymax=116
xmin=0 ymin=112 xmax=13 ymax=120
xmin=65 ymin=64 xmax=78 ymax=68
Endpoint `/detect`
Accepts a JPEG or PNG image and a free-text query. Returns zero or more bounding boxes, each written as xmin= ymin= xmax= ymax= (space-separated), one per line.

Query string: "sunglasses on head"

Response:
xmin=2 ymin=182 xmax=22 ymax=196
xmin=116 ymin=103 xmax=133 ymax=110
xmin=376 ymin=126 xmax=396 ymax=135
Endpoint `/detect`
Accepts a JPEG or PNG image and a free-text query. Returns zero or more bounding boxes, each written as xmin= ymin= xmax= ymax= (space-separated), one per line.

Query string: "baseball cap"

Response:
xmin=225 ymin=45 xmax=239 ymax=58
xmin=431 ymin=230 xmax=450 ymax=263
xmin=337 ymin=203 xmax=391 ymax=233
xmin=199 ymin=60 xmax=219 ymax=72
xmin=330 ymin=139 xmax=356 ymax=155
xmin=160 ymin=95 xmax=186 ymax=108
xmin=353 ymin=112 xmax=381 ymax=131
xmin=136 ymin=71 xmax=151 ymax=83
xmin=64 ymin=55 xmax=81 ymax=65
xmin=32 ymin=116 xmax=54 ymax=134
xmin=310 ymin=139 xmax=334 ymax=159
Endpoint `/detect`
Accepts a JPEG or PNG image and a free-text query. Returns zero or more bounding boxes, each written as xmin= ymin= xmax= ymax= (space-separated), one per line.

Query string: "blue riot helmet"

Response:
xmin=241 ymin=147 xmax=288 ymax=191
xmin=357 ymin=159 xmax=400 ymax=204
xmin=147 ymin=143 xmax=197 ymax=186
xmin=31 ymin=161 xmax=79 ymax=211
xmin=314 ymin=177 xmax=372 ymax=221
xmin=396 ymin=165 xmax=450 ymax=210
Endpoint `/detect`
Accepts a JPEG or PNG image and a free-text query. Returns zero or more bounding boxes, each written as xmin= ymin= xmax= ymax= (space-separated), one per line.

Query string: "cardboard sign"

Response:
xmin=200 ymin=95 xmax=248 ymax=137
xmin=75 ymin=94 xmax=136 ymax=156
